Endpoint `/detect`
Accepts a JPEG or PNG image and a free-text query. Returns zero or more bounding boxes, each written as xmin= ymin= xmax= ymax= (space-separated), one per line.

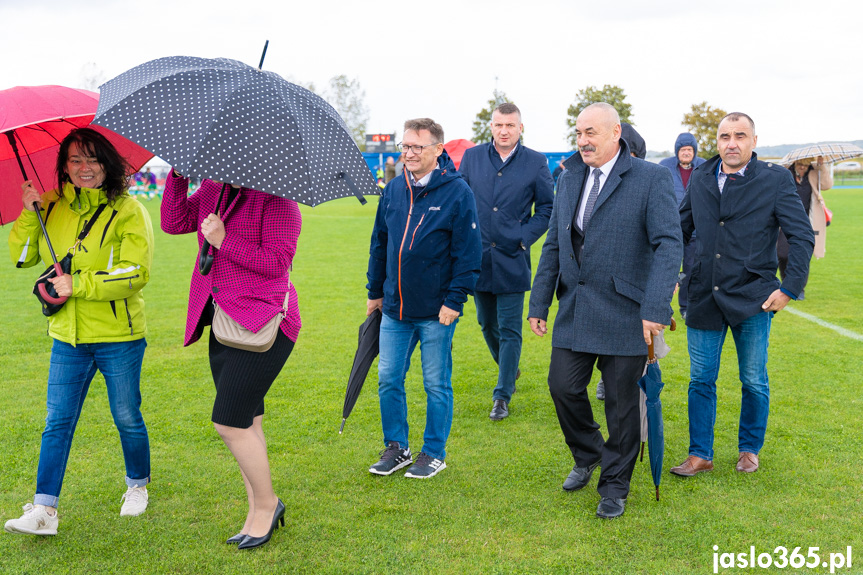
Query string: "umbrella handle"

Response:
xmin=199 ymin=240 xmax=214 ymax=276
xmin=7 ymin=131 xmax=63 ymax=265
xmin=38 ymin=263 xmax=69 ymax=305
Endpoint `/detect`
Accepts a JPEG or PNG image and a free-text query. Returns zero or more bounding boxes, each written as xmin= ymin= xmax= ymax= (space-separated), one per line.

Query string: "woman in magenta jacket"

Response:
xmin=161 ymin=170 xmax=301 ymax=550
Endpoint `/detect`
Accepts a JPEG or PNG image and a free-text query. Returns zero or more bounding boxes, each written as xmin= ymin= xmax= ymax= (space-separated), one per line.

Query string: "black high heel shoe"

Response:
xmin=237 ymin=499 xmax=285 ymax=550
xmin=226 ymin=533 xmax=246 ymax=545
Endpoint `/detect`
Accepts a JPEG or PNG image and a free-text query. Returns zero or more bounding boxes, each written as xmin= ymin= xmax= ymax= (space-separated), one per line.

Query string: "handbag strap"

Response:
xmin=68 ymin=203 xmax=108 ymax=255
xmin=78 ymin=203 xmax=108 ymax=239
xmin=281 ymin=273 xmax=292 ymax=315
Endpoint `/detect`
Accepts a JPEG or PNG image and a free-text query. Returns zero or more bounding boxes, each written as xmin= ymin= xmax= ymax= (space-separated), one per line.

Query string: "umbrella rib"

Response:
xmin=14 ymin=131 xmax=51 ymax=194
xmin=19 ymin=119 xmax=76 ymax=146
xmin=3 ymin=113 xmax=94 ymax=135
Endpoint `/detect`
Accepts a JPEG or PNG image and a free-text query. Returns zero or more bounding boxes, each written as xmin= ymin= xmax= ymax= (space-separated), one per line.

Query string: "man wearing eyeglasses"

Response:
xmin=365 ymin=118 xmax=482 ymax=479
xmin=458 ymin=103 xmax=554 ymax=421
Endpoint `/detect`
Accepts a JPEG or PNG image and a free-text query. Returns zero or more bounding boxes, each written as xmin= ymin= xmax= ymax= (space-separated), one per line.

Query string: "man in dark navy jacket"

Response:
xmin=670 ymin=113 xmax=814 ymax=477
xmin=459 ymin=103 xmax=554 ymax=421
xmin=365 ymin=118 xmax=482 ymax=479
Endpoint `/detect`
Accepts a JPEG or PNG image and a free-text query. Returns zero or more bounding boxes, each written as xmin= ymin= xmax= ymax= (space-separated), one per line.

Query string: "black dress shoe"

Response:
xmin=596 ymin=496 xmax=626 ymax=519
xmin=226 ymin=532 xmax=246 ymax=544
xmin=489 ymin=399 xmax=509 ymax=420
xmin=237 ymin=499 xmax=285 ymax=550
xmin=562 ymin=460 xmax=600 ymax=491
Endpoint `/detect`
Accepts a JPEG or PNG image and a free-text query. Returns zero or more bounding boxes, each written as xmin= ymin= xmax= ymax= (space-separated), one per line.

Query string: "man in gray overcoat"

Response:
xmin=528 ymin=103 xmax=682 ymax=519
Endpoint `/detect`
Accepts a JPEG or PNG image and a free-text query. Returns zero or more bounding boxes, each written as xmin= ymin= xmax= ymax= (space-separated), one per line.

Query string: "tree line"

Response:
xmin=471 ymin=84 xmax=725 ymax=158
xmin=296 ymin=75 xmax=726 ymax=157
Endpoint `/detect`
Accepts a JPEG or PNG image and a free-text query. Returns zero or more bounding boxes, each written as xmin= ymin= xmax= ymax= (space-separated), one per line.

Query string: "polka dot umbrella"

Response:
xmin=92 ymin=56 xmax=378 ymax=206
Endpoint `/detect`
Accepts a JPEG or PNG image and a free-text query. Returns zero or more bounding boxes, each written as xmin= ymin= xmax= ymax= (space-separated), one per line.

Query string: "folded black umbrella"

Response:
xmin=340 ymin=308 xmax=382 ymax=434
xmin=93 ymin=55 xmax=377 ymax=206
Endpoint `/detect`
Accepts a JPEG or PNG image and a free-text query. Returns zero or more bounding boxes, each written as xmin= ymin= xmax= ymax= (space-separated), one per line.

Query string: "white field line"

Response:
xmin=784 ymin=306 xmax=863 ymax=342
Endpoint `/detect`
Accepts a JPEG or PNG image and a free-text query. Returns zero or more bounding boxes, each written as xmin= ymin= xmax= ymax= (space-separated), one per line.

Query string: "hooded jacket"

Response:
xmin=9 ymin=183 xmax=154 ymax=345
xmin=659 ymin=133 xmax=707 ymax=206
xmin=367 ymin=151 xmax=482 ymax=321
xmin=620 ymin=123 xmax=646 ymax=160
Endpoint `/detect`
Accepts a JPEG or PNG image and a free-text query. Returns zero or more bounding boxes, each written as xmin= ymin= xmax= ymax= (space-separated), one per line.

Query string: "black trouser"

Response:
xmin=777 ymin=230 xmax=810 ymax=295
xmin=679 ymin=236 xmax=697 ymax=315
xmin=548 ymin=347 xmax=645 ymax=499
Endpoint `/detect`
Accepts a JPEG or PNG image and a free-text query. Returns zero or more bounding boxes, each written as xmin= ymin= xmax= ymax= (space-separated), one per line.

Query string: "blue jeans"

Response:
xmin=377 ymin=313 xmax=458 ymax=461
xmin=474 ymin=291 xmax=524 ymax=403
xmin=686 ymin=312 xmax=772 ymax=461
xmin=34 ymin=339 xmax=150 ymax=508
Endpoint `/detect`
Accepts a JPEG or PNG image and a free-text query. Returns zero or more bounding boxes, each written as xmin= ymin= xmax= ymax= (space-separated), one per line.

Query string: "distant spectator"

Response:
xmin=384 ymin=156 xmax=396 ymax=183
xmin=394 ymin=152 xmax=405 ymax=179
xmin=620 ymin=122 xmax=646 ymax=159
xmin=660 ymin=133 xmax=706 ymax=319
xmin=778 ymin=157 xmax=832 ymax=299
xmin=552 ymin=159 xmax=566 ymax=186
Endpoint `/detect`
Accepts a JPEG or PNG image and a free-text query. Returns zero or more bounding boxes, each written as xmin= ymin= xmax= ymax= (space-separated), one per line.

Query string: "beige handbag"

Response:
xmin=212 ymin=286 xmax=291 ymax=353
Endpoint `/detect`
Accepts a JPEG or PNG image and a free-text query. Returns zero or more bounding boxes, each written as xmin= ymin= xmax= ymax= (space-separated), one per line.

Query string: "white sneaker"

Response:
xmin=4 ymin=503 xmax=58 ymax=536
xmin=120 ymin=486 xmax=149 ymax=517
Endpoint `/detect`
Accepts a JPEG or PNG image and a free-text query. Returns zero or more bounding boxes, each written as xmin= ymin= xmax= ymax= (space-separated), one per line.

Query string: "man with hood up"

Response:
xmin=660 ymin=133 xmax=706 ymax=319
xmin=365 ymin=118 xmax=482 ymax=479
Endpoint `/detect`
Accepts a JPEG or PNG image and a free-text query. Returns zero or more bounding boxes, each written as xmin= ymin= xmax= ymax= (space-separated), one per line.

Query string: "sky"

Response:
xmin=2 ymin=0 xmax=861 ymax=154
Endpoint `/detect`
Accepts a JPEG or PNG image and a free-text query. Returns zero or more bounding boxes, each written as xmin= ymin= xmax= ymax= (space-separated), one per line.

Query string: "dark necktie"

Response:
xmin=582 ymin=168 xmax=602 ymax=228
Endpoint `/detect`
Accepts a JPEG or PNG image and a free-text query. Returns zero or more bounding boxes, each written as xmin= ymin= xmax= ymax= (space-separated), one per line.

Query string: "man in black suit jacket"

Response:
xmin=670 ymin=113 xmax=814 ymax=477
xmin=528 ymin=103 xmax=682 ymax=519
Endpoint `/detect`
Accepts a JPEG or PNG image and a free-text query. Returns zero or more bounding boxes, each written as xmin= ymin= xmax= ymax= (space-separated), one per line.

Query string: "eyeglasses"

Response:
xmin=398 ymin=142 xmax=439 ymax=154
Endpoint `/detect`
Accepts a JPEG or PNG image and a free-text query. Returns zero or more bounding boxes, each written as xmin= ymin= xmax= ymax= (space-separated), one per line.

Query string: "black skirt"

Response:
xmin=208 ymin=326 xmax=294 ymax=428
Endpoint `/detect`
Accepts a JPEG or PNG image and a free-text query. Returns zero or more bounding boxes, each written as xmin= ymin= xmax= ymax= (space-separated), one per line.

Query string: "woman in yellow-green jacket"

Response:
xmin=4 ymin=128 xmax=154 ymax=537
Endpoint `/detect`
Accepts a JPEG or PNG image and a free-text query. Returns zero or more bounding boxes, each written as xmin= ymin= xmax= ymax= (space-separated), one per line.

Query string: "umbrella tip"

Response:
xmin=339 ymin=418 xmax=346 ymax=434
xmin=258 ymin=40 xmax=270 ymax=70
xmin=656 ymin=487 xmax=660 ymax=501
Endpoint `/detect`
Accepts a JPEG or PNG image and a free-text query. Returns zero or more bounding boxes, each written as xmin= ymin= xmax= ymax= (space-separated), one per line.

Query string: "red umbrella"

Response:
xmin=0 ymin=85 xmax=153 ymax=225
xmin=1 ymin=85 xmax=153 ymax=305
xmin=444 ymin=138 xmax=476 ymax=170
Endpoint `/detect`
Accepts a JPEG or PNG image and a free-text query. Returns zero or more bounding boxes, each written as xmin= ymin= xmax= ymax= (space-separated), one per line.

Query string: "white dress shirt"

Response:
xmin=577 ymin=148 xmax=621 ymax=230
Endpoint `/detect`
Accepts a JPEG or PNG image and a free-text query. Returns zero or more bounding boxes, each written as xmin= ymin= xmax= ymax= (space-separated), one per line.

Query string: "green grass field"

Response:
xmin=0 ymin=187 xmax=860 ymax=574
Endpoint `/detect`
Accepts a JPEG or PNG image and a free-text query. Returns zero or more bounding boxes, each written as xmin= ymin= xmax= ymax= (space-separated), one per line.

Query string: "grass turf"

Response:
xmin=0 ymin=187 xmax=860 ymax=574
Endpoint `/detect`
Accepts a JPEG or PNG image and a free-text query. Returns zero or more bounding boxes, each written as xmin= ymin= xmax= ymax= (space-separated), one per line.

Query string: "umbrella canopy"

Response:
xmin=444 ymin=138 xmax=475 ymax=170
xmin=340 ymin=309 xmax=382 ymax=433
xmin=0 ymin=85 xmax=153 ymax=224
xmin=93 ymin=56 xmax=378 ymax=207
xmin=778 ymin=143 xmax=863 ymax=166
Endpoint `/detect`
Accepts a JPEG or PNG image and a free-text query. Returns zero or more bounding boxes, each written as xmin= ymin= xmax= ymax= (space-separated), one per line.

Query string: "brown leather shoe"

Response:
xmin=669 ymin=455 xmax=714 ymax=477
xmin=736 ymin=452 xmax=759 ymax=473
